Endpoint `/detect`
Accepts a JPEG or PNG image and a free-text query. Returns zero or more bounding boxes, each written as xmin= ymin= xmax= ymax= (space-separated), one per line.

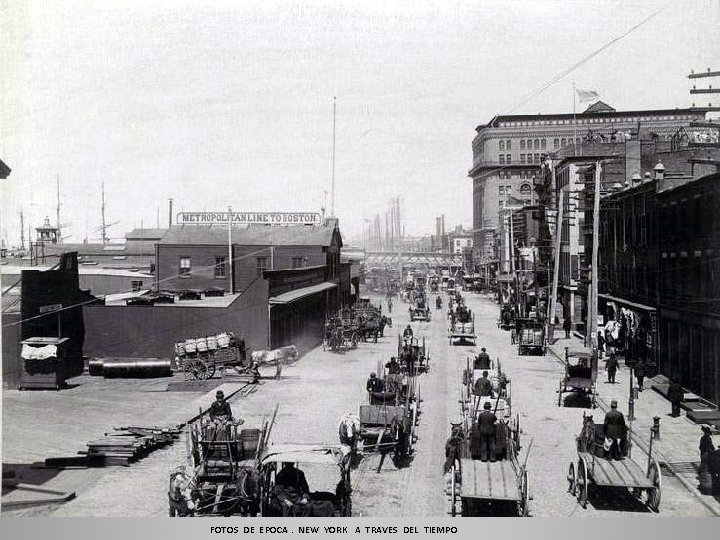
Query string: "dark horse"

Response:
xmin=361 ymin=316 xmax=393 ymax=343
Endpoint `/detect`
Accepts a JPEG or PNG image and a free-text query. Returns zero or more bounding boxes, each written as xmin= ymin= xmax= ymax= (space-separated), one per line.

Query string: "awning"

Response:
xmin=497 ymin=274 xmax=515 ymax=283
xmin=598 ymin=293 xmax=656 ymax=312
xmin=269 ymin=282 xmax=337 ymax=305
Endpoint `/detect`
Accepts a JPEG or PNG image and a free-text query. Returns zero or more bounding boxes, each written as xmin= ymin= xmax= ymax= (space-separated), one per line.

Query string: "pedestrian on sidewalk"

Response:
xmin=700 ymin=425 xmax=715 ymax=467
xmin=597 ymin=331 xmax=605 ymax=359
xmin=563 ymin=317 xmax=571 ymax=339
xmin=605 ymin=353 xmax=618 ymax=384
xmin=634 ymin=360 xmax=646 ymax=391
xmin=668 ymin=379 xmax=684 ymax=417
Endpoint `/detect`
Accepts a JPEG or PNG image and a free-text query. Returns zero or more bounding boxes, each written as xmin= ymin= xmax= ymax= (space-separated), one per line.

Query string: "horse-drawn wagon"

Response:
xmin=174 ymin=332 xmax=256 ymax=380
xmin=446 ymin=412 xmax=529 ymax=516
xmin=462 ymin=359 xmax=512 ymax=421
xmin=398 ymin=335 xmax=431 ymax=374
xmin=515 ymin=318 xmax=546 ymax=355
xmin=168 ymin=410 xmax=274 ymax=516
xmin=567 ymin=413 xmax=661 ymax=512
xmin=558 ymin=347 xmax=598 ymax=408
xmin=448 ymin=314 xmax=476 ymax=346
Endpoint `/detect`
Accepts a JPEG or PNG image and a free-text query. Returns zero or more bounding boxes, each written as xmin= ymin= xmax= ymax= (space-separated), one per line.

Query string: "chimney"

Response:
xmin=653 ymin=161 xmax=665 ymax=180
xmin=631 ymin=173 xmax=642 ymax=186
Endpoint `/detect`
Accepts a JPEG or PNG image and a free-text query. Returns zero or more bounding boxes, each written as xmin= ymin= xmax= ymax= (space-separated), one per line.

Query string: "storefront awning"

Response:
xmin=269 ymin=282 xmax=337 ymax=305
xmin=598 ymin=293 xmax=656 ymax=312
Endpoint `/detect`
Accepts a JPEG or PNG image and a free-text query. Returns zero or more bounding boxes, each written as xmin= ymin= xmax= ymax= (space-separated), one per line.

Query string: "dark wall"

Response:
xmin=2 ymin=313 xmax=22 ymax=388
xmin=83 ymin=278 xmax=269 ymax=358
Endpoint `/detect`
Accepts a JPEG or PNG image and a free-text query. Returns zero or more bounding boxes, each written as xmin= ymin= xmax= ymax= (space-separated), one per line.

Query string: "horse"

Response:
xmin=168 ymin=467 xmax=195 ymax=517
xmin=360 ymin=315 xmax=392 ymax=343
xmin=338 ymin=413 xmax=361 ymax=455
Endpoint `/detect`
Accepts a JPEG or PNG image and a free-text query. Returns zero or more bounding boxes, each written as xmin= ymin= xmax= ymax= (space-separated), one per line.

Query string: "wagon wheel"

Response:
xmin=576 ymin=457 xmax=588 ymax=508
xmin=184 ymin=358 xmax=202 ymax=380
xmin=519 ymin=468 xmax=530 ymax=517
xmin=567 ymin=462 xmax=577 ymax=495
xmin=196 ymin=356 xmax=215 ymax=380
xmin=646 ymin=460 xmax=662 ymax=513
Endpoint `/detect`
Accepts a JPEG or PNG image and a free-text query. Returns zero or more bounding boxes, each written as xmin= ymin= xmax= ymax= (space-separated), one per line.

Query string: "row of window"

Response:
xmin=498 ymin=139 xmax=512 ymax=150
xmin=520 ymin=139 xmax=545 ymax=150
xmin=178 ymin=255 xmax=307 ymax=278
xmin=498 ymin=183 xmax=533 ymax=196
xmin=496 ymin=115 xmax=693 ymax=128
xmin=519 ymin=153 xmax=544 ymax=164
xmin=498 ymin=154 xmax=512 ymax=164
xmin=498 ymin=170 xmax=536 ymax=180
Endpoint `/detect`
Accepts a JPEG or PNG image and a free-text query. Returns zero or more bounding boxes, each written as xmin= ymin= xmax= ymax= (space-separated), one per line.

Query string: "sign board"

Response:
xmin=39 ymin=303 xmax=63 ymax=314
xmin=176 ymin=212 xmax=322 ymax=225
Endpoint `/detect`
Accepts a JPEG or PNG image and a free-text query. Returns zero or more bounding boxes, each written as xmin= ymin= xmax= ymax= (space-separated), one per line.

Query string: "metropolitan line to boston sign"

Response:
xmin=176 ymin=212 xmax=322 ymax=225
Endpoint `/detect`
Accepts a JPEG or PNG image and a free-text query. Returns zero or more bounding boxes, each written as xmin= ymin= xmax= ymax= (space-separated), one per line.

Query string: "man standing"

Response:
xmin=476 ymin=402 xmax=498 ymax=462
xmin=473 ymin=370 xmax=493 ymax=398
xmin=668 ymin=379 xmax=684 ymax=417
xmin=603 ymin=400 xmax=627 ymax=460
xmin=366 ymin=373 xmax=383 ymax=394
xmin=474 ymin=348 xmax=491 ymax=370
xmin=385 ymin=357 xmax=400 ymax=375
xmin=403 ymin=324 xmax=413 ymax=342
xmin=605 ymin=353 xmax=618 ymax=384
xmin=700 ymin=425 xmax=716 ymax=469
xmin=634 ymin=360 xmax=646 ymax=392
xmin=563 ymin=317 xmax=572 ymax=339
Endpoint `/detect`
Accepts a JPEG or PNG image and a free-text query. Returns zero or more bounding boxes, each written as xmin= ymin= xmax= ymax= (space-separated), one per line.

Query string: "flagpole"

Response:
xmin=573 ymin=83 xmax=578 ymax=157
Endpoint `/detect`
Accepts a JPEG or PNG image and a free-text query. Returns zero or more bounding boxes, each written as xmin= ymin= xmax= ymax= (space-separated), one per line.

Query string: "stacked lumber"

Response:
xmin=84 ymin=425 xmax=182 ymax=466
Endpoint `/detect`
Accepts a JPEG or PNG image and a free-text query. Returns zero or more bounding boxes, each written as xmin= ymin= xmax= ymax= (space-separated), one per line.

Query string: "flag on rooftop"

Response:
xmin=576 ymin=88 xmax=601 ymax=103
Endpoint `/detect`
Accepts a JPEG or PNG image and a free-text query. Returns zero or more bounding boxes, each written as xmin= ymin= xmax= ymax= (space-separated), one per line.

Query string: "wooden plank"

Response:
xmin=587 ymin=456 xmax=653 ymax=488
xmin=459 ymin=459 xmax=519 ymax=501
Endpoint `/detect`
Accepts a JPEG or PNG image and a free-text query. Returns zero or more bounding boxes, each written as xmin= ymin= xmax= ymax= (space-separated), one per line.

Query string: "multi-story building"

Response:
xmin=468 ymin=102 xmax=706 ymax=275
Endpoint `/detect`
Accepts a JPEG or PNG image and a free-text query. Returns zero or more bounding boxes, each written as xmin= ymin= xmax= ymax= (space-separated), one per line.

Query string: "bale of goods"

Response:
xmin=102 ymin=358 xmax=172 ymax=378
xmin=466 ymin=323 xmax=474 ymax=334
xmin=206 ymin=335 xmax=218 ymax=350
xmin=174 ymin=342 xmax=186 ymax=357
xmin=196 ymin=337 xmax=208 ymax=353
xmin=184 ymin=339 xmax=197 ymax=354
xmin=216 ymin=332 xmax=231 ymax=348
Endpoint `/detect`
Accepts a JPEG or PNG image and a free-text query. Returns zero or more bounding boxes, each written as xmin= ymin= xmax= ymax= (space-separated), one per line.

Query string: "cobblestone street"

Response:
xmin=3 ymin=289 xmax=718 ymax=517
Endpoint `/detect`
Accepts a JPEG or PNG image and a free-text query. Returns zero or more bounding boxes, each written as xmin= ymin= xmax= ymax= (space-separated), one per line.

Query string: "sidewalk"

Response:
xmin=547 ymin=334 xmax=720 ymax=516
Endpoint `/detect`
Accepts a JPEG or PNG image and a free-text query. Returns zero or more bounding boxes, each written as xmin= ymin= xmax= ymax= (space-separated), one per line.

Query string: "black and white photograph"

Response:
xmin=2 ymin=0 xmax=720 ymax=521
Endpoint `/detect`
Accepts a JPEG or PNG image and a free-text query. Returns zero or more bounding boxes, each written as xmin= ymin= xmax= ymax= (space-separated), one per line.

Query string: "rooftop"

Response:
xmin=160 ymin=222 xmax=341 ymax=248
xmin=125 ymin=228 xmax=168 ymax=241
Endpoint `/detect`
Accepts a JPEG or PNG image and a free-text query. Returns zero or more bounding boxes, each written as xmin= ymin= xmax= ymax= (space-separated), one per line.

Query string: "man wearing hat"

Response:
xmin=603 ymin=400 xmax=627 ymax=460
xmin=474 ymin=348 xmax=491 ymax=370
xmin=366 ymin=372 xmax=383 ymax=394
xmin=476 ymin=401 xmax=498 ymax=462
xmin=208 ymin=390 xmax=233 ymax=420
xmin=700 ymin=425 xmax=715 ymax=467
xmin=473 ymin=370 xmax=493 ymax=398
xmin=385 ymin=357 xmax=401 ymax=375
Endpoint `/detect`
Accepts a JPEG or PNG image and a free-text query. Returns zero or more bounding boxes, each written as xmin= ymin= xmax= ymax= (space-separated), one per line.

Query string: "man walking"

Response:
xmin=668 ymin=379 xmax=684 ymax=417
xmin=603 ymin=400 xmax=627 ymax=460
xmin=634 ymin=360 xmax=646 ymax=391
xmin=605 ymin=353 xmax=618 ymax=384
xmin=563 ymin=317 xmax=572 ymax=339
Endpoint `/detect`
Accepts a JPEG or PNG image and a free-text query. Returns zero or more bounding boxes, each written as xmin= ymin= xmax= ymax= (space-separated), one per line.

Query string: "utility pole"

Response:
xmin=548 ymin=189 xmax=564 ymax=342
xmin=101 ymin=181 xmax=107 ymax=244
xmin=56 ymin=174 xmax=61 ymax=243
xmin=588 ymin=161 xmax=602 ymax=349
xmin=331 ymin=96 xmax=337 ymax=217
xmin=19 ymin=209 xmax=25 ymax=250
xmin=227 ymin=207 xmax=233 ymax=293
xmin=168 ymin=198 xmax=174 ymax=228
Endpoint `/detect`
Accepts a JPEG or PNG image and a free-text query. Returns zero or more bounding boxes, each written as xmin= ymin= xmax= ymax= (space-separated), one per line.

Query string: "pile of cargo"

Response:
xmin=174 ymin=332 xmax=238 ymax=357
xmin=83 ymin=426 xmax=182 ymax=466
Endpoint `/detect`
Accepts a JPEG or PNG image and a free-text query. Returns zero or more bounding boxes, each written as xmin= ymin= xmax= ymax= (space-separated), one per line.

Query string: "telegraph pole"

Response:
xmin=101 ymin=181 xmax=107 ymax=244
xmin=331 ymin=96 xmax=337 ymax=217
xmin=227 ymin=206 xmax=233 ymax=293
xmin=549 ymin=189 xmax=564 ymax=341
xmin=56 ymin=174 xmax=62 ymax=242
xmin=588 ymin=161 xmax=602 ymax=349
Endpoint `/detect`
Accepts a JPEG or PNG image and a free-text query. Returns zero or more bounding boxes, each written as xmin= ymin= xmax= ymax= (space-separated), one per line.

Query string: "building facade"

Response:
xmin=468 ymin=103 xmax=706 ymax=274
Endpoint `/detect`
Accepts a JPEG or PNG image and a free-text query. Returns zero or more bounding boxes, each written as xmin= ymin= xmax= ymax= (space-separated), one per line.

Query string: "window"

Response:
xmin=214 ymin=256 xmax=227 ymax=278
xmin=520 ymin=154 xmax=526 ymax=164
xmin=520 ymin=140 xmax=526 ymax=150
xmin=534 ymin=153 xmax=540 ymax=164
xmin=291 ymin=257 xmax=305 ymax=269
xmin=541 ymin=139 xmax=547 ymax=149
xmin=561 ymin=138 xmax=566 ymax=146
xmin=498 ymin=186 xmax=506 ymax=196
xmin=554 ymin=138 xmax=559 ymax=148
xmin=499 ymin=140 xmax=505 ymax=151
xmin=506 ymin=140 xmax=512 ymax=150
xmin=131 ymin=280 xmax=143 ymax=292
xmin=506 ymin=154 xmax=512 ymax=164
xmin=534 ymin=139 xmax=539 ymax=149
xmin=179 ymin=257 xmax=191 ymax=276
xmin=520 ymin=183 xmax=532 ymax=195
xmin=499 ymin=155 xmax=505 ymax=164
xmin=256 ymin=257 xmax=268 ymax=276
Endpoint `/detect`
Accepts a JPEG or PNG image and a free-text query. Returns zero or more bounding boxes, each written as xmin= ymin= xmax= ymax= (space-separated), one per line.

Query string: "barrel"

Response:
xmin=101 ymin=358 xmax=173 ymax=378
xmin=240 ymin=428 xmax=262 ymax=457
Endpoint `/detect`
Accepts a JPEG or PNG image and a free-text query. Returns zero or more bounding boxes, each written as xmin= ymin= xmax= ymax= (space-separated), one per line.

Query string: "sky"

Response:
xmin=1 ymin=0 xmax=719 ymax=245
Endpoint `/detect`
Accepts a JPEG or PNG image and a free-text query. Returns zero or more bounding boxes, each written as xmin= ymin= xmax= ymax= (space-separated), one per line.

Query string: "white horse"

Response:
xmin=338 ymin=413 xmax=361 ymax=455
